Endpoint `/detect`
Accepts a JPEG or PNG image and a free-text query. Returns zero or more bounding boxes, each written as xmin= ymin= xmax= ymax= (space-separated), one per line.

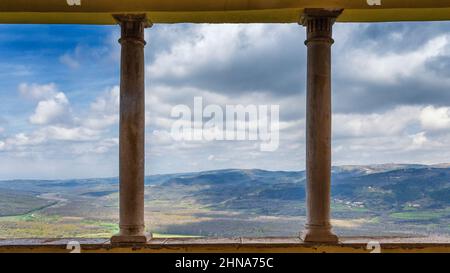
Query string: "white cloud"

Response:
xmin=147 ymin=25 xmax=245 ymax=78
xmin=90 ymin=86 xmax=119 ymax=113
xmin=59 ymin=44 xmax=109 ymax=69
xmin=70 ymin=138 xmax=119 ymax=155
xmin=420 ymin=105 xmax=450 ymax=130
xmin=5 ymin=132 xmax=45 ymax=147
xmin=83 ymin=86 xmax=120 ymax=130
xmin=147 ymin=24 xmax=292 ymax=82
xmin=0 ymin=83 xmax=120 ymax=162
xmin=18 ymin=82 xmax=58 ymax=100
xmin=411 ymin=132 xmax=428 ymax=147
xmin=334 ymin=106 xmax=421 ymax=138
xmin=149 ymin=130 xmax=174 ymax=147
xmin=59 ymin=54 xmax=80 ymax=69
xmin=40 ymin=126 xmax=100 ymax=142
xmin=29 ymin=92 xmax=71 ymax=125
xmin=93 ymin=138 xmax=119 ymax=154
xmin=4 ymin=23 xmax=450 ymax=179
xmin=344 ymin=35 xmax=450 ymax=84
xmin=4 ymin=126 xmax=100 ymax=149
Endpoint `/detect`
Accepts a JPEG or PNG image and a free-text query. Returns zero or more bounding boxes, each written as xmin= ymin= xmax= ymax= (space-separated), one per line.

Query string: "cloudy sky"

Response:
xmin=0 ymin=21 xmax=450 ymax=179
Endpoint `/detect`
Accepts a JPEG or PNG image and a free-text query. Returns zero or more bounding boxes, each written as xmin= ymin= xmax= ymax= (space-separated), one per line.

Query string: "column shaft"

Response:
xmin=111 ymin=14 xmax=151 ymax=244
xmin=301 ymin=9 xmax=341 ymax=243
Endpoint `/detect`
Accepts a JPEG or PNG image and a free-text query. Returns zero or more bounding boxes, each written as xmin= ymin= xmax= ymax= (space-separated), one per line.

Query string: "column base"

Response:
xmin=111 ymin=233 xmax=152 ymax=244
xmin=301 ymin=225 xmax=339 ymax=243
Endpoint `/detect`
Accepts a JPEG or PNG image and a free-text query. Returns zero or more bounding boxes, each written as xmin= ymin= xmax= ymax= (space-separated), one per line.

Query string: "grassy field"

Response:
xmin=1 ymin=167 xmax=450 ymax=238
xmin=0 ymin=212 xmax=200 ymax=239
xmin=0 ymin=191 xmax=54 ymax=217
xmin=0 ymin=213 xmax=117 ymax=238
xmin=390 ymin=209 xmax=450 ymax=221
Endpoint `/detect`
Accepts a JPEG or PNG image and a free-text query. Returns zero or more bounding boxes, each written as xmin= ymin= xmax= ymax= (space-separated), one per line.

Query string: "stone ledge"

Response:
xmin=1 ymin=237 xmax=450 ymax=253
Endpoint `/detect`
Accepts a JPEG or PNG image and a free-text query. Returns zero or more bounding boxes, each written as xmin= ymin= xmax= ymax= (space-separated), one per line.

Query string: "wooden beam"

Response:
xmin=1 ymin=1 xmax=450 ymax=24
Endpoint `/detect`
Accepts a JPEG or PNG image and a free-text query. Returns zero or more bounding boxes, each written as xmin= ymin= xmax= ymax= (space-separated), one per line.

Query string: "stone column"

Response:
xmin=111 ymin=14 xmax=152 ymax=244
xmin=300 ymin=9 xmax=341 ymax=243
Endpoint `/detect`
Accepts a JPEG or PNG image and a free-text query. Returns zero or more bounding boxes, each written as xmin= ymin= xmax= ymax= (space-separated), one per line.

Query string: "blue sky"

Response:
xmin=1 ymin=22 xmax=450 ymax=179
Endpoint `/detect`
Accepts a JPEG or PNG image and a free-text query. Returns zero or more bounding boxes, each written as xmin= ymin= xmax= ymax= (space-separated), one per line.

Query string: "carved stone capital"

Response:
xmin=300 ymin=9 xmax=343 ymax=45
xmin=113 ymin=14 xmax=152 ymax=46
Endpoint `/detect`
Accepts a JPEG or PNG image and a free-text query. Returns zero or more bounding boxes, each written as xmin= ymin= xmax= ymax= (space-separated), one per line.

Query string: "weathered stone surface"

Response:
xmin=111 ymin=14 xmax=151 ymax=244
xmin=301 ymin=9 xmax=341 ymax=244
xmin=1 ymin=237 xmax=450 ymax=253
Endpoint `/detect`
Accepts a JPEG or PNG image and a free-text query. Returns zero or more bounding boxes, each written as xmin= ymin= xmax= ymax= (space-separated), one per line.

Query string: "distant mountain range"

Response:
xmin=0 ymin=164 xmax=449 ymax=238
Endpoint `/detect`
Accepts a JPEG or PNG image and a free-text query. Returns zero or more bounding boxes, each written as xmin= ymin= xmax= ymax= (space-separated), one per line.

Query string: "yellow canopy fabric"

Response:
xmin=1 ymin=0 xmax=450 ymax=24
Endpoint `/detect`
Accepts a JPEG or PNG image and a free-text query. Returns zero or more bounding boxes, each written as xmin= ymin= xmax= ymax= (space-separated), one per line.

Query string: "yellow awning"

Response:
xmin=1 ymin=0 xmax=450 ymax=24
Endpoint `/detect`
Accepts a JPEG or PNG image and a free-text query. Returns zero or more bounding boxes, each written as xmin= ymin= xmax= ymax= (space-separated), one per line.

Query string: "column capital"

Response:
xmin=300 ymin=9 xmax=343 ymax=45
xmin=113 ymin=14 xmax=152 ymax=45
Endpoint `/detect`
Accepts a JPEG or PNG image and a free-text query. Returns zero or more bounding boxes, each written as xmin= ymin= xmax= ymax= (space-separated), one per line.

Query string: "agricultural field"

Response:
xmin=0 ymin=165 xmax=450 ymax=239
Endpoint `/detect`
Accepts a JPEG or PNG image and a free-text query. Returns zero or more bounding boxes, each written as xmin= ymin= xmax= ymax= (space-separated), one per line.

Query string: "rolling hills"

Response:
xmin=0 ymin=164 xmax=449 ymax=238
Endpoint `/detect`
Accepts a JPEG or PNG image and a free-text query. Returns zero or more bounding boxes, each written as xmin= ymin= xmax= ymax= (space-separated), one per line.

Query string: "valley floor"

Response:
xmin=1 ymin=167 xmax=450 ymax=239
